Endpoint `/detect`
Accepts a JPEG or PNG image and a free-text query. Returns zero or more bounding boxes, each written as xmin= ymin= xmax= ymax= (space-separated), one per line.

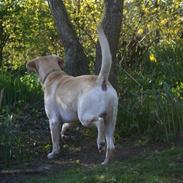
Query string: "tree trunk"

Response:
xmin=48 ymin=0 xmax=89 ymax=76
xmin=95 ymin=0 xmax=124 ymax=90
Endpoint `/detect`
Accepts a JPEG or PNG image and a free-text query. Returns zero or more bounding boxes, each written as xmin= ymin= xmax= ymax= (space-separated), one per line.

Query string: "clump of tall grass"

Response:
xmin=116 ymin=41 xmax=183 ymax=142
xmin=0 ymin=71 xmax=42 ymax=108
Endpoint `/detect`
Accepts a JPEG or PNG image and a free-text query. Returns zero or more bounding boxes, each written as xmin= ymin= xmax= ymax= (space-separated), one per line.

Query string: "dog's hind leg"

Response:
xmin=47 ymin=119 xmax=61 ymax=159
xmin=102 ymin=99 xmax=118 ymax=165
xmin=79 ymin=115 xmax=105 ymax=152
xmin=61 ymin=122 xmax=73 ymax=140
xmin=94 ymin=117 xmax=105 ymax=152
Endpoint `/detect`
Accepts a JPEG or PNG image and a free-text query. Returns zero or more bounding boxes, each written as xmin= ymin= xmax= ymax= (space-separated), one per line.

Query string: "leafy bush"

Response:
xmin=116 ymin=42 xmax=183 ymax=142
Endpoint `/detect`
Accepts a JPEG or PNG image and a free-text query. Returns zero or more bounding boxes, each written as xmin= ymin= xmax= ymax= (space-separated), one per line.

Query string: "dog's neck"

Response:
xmin=41 ymin=69 xmax=61 ymax=85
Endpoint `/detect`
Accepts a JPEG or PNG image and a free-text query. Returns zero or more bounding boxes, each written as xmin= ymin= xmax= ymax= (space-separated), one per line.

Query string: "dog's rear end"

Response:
xmin=78 ymin=25 xmax=118 ymax=165
xmin=96 ymin=25 xmax=119 ymax=164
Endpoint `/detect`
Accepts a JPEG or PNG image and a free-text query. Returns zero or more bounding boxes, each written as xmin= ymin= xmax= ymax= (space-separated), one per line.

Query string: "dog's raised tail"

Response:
xmin=97 ymin=25 xmax=112 ymax=91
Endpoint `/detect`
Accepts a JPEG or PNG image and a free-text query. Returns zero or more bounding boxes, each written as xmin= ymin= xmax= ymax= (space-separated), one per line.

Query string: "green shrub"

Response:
xmin=116 ymin=42 xmax=183 ymax=142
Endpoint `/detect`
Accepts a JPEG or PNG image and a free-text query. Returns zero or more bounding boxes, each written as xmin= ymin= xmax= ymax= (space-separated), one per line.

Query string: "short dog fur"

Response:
xmin=26 ymin=26 xmax=118 ymax=165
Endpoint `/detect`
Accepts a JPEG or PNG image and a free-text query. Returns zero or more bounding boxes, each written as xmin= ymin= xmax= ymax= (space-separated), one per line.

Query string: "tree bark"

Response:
xmin=95 ymin=0 xmax=124 ymax=90
xmin=48 ymin=0 xmax=89 ymax=76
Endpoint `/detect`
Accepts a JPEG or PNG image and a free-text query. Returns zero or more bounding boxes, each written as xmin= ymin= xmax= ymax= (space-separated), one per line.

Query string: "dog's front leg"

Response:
xmin=47 ymin=119 xmax=61 ymax=159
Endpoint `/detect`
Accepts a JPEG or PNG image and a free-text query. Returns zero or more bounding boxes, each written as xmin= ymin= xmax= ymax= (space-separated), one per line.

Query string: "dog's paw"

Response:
xmin=98 ymin=142 xmax=106 ymax=153
xmin=61 ymin=134 xmax=69 ymax=140
xmin=47 ymin=151 xmax=59 ymax=159
xmin=101 ymin=159 xmax=108 ymax=165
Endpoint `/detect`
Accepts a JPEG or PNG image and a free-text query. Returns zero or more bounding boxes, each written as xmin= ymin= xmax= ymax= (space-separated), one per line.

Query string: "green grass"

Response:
xmin=25 ymin=145 xmax=183 ymax=183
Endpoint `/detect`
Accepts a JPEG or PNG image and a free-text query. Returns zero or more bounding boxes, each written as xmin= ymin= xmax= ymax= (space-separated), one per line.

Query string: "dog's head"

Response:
xmin=26 ymin=55 xmax=64 ymax=82
xmin=26 ymin=55 xmax=64 ymax=73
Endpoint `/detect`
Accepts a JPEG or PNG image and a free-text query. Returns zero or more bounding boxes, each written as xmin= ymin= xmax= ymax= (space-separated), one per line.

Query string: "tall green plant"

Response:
xmin=116 ymin=42 xmax=183 ymax=142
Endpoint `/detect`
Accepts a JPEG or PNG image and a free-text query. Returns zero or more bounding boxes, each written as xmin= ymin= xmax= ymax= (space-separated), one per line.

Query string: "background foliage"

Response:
xmin=1 ymin=0 xmax=62 ymax=69
xmin=0 ymin=0 xmax=183 ymax=167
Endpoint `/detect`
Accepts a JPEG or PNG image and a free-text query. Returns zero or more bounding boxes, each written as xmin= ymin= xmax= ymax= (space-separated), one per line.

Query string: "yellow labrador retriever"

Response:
xmin=26 ymin=26 xmax=118 ymax=165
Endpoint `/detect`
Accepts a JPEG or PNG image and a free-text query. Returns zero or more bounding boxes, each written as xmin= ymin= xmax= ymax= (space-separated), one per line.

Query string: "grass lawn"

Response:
xmin=24 ymin=144 xmax=183 ymax=183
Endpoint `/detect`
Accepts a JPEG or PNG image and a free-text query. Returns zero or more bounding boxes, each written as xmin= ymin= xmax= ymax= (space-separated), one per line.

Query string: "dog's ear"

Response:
xmin=26 ymin=60 xmax=37 ymax=72
xmin=57 ymin=57 xmax=64 ymax=70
